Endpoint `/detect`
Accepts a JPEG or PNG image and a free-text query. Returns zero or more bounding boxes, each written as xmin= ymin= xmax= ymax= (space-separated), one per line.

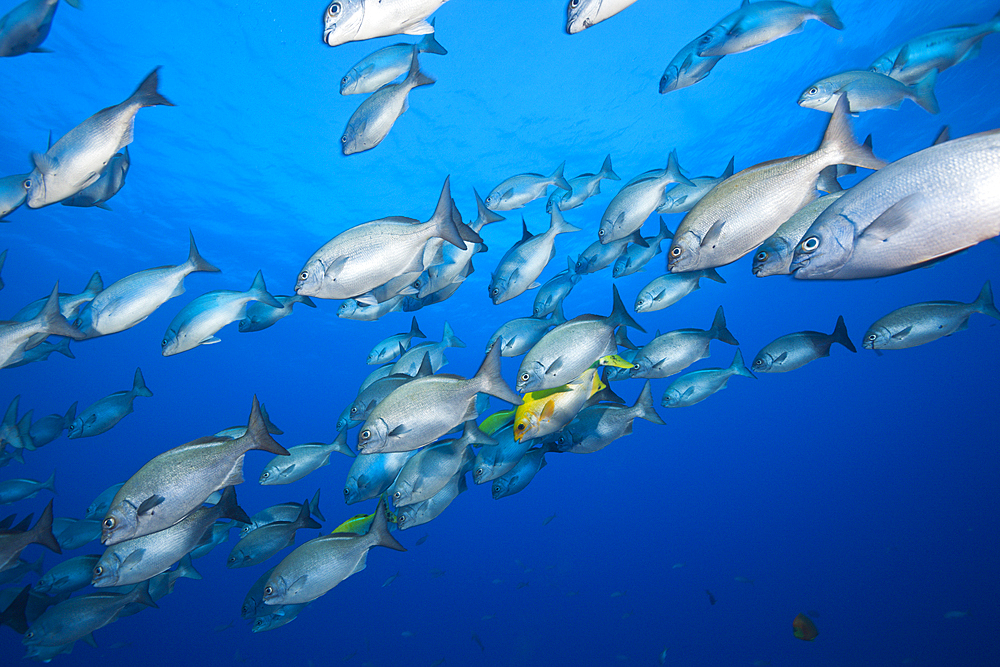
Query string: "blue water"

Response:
xmin=2 ymin=0 xmax=999 ymax=664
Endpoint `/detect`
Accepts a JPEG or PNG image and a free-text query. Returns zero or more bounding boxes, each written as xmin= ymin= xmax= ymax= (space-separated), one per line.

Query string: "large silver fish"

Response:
xmin=21 ymin=580 xmax=155 ymax=648
xmin=67 ymin=367 xmax=152 ymax=439
xmin=752 ymin=191 xmax=845 ymax=277
xmin=630 ymin=306 xmax=739 ymax=379
xmin=566 ymin=0 xmax=639 ymax=34
xmin=667 ymin=97 xmax=884 ymax=273
xmin=296 ymin=178 xmax=472 ymax=301
xmin=489 ymin=209 xmax=580 ymax=304
xmin=661 ymin=349 xmax=755 ymax=407
xmin=798 ymin=69 xmax=939 ymax=114
xmin=60 ymin=147 xmax=130 ymax=210
xmin=695 ymin=0 xmax=843 ymax=57
xmin=598 ymin=151 xmax=692 ymax=244
xmin=342 ymin=49 xmax=435 ymax=155
xmin=485 ymin=162 xmax=571 ymax=211
xmin=0 ymin=283 xmax=86 ymax=369
xmin=323 ymin=0 xmax=448 ymax=47
xmin=340 ymin=24 xmax=446 ymax=95
xmin=0 ymin=173 xmax=31 ymax=218
xmin=345 ymin=356 xmax=434 ymax=431
xmin=546 ymin=155 xmax=620 ymax=212
xmin=258 ymin=433 xmax=355 ymax=486
xmin=75 ymin=232 xmax=220 ymax=338
xmin=0 ymin=0 xmax=80 ymax=57
xmin=26 ymin=67 xmax=173 ymax=208
xmin=262 ymin=497 xmax=404 ymax=605
xmin=227 ymin=502 xmax=320 ymax=569
xmin=791 ymin=129 xmax=1000 ymax=280
xmin=659 ymin=36 xmax=724 ymax=94
xmin=862 ymin=282 xmax=1000 ymax=352
xmin=101 ymin=396 xmax=288 ymax=545
xmin=162 ymin=270 xmax=281 ymax=356
xmin=751 ymin=315 xmax=856 ymax=372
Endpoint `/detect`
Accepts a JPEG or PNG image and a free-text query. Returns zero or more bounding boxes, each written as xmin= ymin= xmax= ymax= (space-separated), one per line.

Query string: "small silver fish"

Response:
xmin=659 ymin=37 xmax=723 ymax=94
xmin=533 ymin=257 xmax=582 ymax=318
xmin=367 ymin=317 xmax=426 ymax=365
xmin=751 ymin=315 xmax=856 ymax=372
xmin=612 ymin=217 xmax=672 ymax=278
xmin=340 ymin=24 xmax=447 ymax=95
xmin=798 ymin=69 xmax=939 ymax=114
xmin=634 ymin=269 xmax=726 ymax=313
xmin=598 ymin=151 xmax=692 ymax=244
xmin=68 ymin=368 xmax=153 ymax=439
xmin=630 ymin=306 xmax=739 ymax=379
xmin=0 ymin=173 xmax=31 ymax=219
xmin=323 ymin=0 xmax=447 ymax=47
xmin=486 ymin=162 xmax=571 ymax=211
xmin=259 ymin=433 xmax=355 ymax=486
xmin=238 ymin=294 xmax=315 ymax=333
xmin=661 ymin=349 xmax=755 ymax=408
xmin=0 ymin=0 xmax=80 ymax=57
xmin=657 ymin=158 xmax=734 ymax=215
xmin=60 ymin=147 xmax=130 ymax=210
xmin=546 ymin=155 xmax=620 ymax=212
xmin=695 ymin=0 xmax=843 ymax=57
xmin=487 ymin=304 xmax=566 ymax=358
xmin=489 ymin=209 xmax=580 ymax=304
xmin=0 ymin=283 xmax=86 ymax=369
xmin=566 ymin=0 xmax=639 ymax=34
xmin=0 ymin=471 xmax=55 ymax=505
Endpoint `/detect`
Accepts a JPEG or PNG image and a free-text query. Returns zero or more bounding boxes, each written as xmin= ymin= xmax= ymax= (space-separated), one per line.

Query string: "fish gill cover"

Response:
xmin=0 ymin=0 xmax=998 ymax=665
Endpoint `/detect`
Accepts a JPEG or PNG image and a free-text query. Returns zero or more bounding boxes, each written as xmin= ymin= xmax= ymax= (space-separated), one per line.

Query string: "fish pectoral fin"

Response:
xmin=890 ymin=326 xmax=912 ymax=341
xmin=680 ymin=386 xmax=696 ymax=399
xmin=402 ymin=19 xmax=434 ymax=35
xmin=355 ymin=292 xmax=379 ymax=307
xmin=545 ymin=356 xmax=564 ymax=376
xmin=359 ymin=63 xmax=376 ymax=77
xmin=623 ymin=420 xmax=634 ymax=436
xmin=120 ymin=548 xmax=146 ymax=568
xmin=653 ymin=288 xmax=666 ymax=301
xmin=325 ymin=256 xmax=349 ymax=278
xmin=859 ymin=194 xmax=923 ymax=243
xmin=29 ymin=151 xmax=57 ymax=174
xmin=281 ymin=463 xmax=296 ymax=476
xmin=499 ymin=188 xmax=515 ymax=203
xmin=701 ymin=219 xmax=726 ymax=248
xmin=388 ymin=424 xmax=412 ymax=437
xmin=137 ymin=495 xmax=165 ymax=515
xmin=201 ymin=336 xmax=222 ymax=345
xmin=527 ymin=281 xmax=541 ymax=290
xmin=287 ymin=574 xmax=309 ymax=595
xmin=773 ymin=352 xmax=788 ymax=363
xmin=83 ymin=633 xmax=98 ymax=648
xmin=540 ymin=400 xmax=556 ymax=421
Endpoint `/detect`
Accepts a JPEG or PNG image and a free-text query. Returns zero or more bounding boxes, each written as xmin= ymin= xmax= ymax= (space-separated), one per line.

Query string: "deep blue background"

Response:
xmin=1 ymin=0 xmax=998 ymax=665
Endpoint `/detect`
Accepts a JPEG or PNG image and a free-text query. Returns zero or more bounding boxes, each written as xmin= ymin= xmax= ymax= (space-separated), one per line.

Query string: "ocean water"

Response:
xmin=1 ymin=0 xmax=999 ymax=664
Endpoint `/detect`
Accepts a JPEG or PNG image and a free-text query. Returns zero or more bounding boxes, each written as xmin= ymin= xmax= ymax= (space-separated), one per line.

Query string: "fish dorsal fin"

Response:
xmin=137 ymin=495 xmax=165 ymax=516
xmin=520 ymin=219 xmax=533 ymax=242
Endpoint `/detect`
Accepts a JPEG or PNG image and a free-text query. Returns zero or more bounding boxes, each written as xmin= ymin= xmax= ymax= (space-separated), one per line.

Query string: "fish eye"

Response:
xmin=398 ymin=516 xmax=406 ymax=525
xmin=571 ymin=0 xmax=580 ymax=7
xmin=341 ymin=135 xmax=348 ymax=143
xmin=475 ymin=467 xmax=483 ymax=476
xmin=598 ymin=229 xmax=605 ymax=237
xmin=491 ymin=288 xmax=499 ymax=296
xmin=808 ymin=87 xmax=818 ymax=95
xmin=103 ymin=517 xmax=116 ymax=529
xmin=755 ymin=251 xmax=768 ymax=262
xmin=261 ymin=472 xmax=269 ymax=479
xmin=299 ymin=271 xmax=308 ymax=280
xmin=349 ymin=407 xmax=358 ymax=415
xmin=519 ymin=372 xmax=529 ymax=382
xmin=393 ymin=491 xmax=401 ymax=500
xmin=867 ymin=333 xmax=877 ymax=341
xmin=516 ymin=424 xmax=525 ymax=431
xmin=328 ymin=2 xmax=341 ymax=16
xmin=343 ymin=487 xmax=350 ymax=497
xmin=361 ymin=429 xmax=371 ymax=439
xmin=94 ymin=566 xmax=103 ymax=576
xmin=341 ymin=76 xmax=349 ymax=84
xmin=670 ymin=247 xmax=682 ymax=257
xmin=22 ymin=179 xmax=30 ymax=189
xmin=161 ymin=339 xmax=168 ymax=347
xmin=699 ymin=34 xmax=712 ymax=44
xmin=264 ymin=586 xmax=273 ymax=595
xmin=800 ymin=236 xmax=820 ymax=252
xmin=753 ymin=359 xmax=763 ymax=366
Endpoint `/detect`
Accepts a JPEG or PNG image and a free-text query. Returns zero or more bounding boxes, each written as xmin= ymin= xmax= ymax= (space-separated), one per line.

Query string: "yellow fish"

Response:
xmin=514 ymin=366 xmax=607 ymax=441
xmin=597 ymin=354 xmax=636 ymax=370
xmin=480 ymin=409 xmax=516 ymax=435
xmin=332 ymin=494 xmax=397 ymax=534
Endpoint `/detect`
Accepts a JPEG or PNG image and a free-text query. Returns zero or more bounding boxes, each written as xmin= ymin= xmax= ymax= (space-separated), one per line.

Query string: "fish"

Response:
xmin=22 ymin=580 xmax=156 ymax=648
xmin=706 ymin=590 xmax=716 ymax=605
xmin=357 ymin=343 xmax=520 ymax=453
xmin=661 ymin=349 xmax=755 ymax=408
xmin=471 ymin=632 xmax=485 ymax=651
xmin=187 ymin=522 xmax=231 ymax=559
xmin=791 ymin=128 xmax=1000 ymax=280
xmin=533 ymin=258 xmax=582 ymax=318
xmin=634 ymin=268 xmax=726 ymax=313
xmin=793 ymin=613 xmax=819 ymax=640
xmin=553 ymin=381 xmax=663 ymax=454
xmin=162 ymin=269 xmax=282 ymax=355
xmin=344 ymin=450 xmax=415 ymax=505
xmin=485 ymin=161 xmax=571 ymax=211
xmin=35 ymin=554 xmax=101 ymax=596
xmin=517 ymin=285 xmax=644 ymax=393
xmin=668 ymin=97 xmax=884 ymax=273
xmin=242 ymin=566 xmax=277 ymax=619
xmin=227 ymin=501 xmax=321 ymax=569
xmin=388 ymin=422 xmax=481 ymax=506
xmin=752 ymin=191 xmax=845 ymax=276
xmin=0 ymin=500 xmax=60 ymax=572
xmin=657 ymin=158 xmax=735 ymax=215
xmin=0 ymin=283 xmax=87 ymax=369
xmin=798 ymin=69 xmax=939 ymax=114
xmin=262 ymin=497 xmax=405 ymax=605
xmin=944 ymin=610 xmax=972 ymax=619
xmin=0 ymin=174 xmax=31 ymax=219
xmin=471 ymin=424 xmax=533 ymax=485
xmin=52 ymin=517 xmax=101 ymax=550
xmin=488 ymin=304 xmax=566 ymax=359
xmin=869 ymin=11 xmax=1000 ymax=85
xmin=630 ymin=306 xmax=738 ymax=379
xmin=490 ymin=210 xmax=580 ymax=304
xmin=101 ymin=396 xmax=287 ymax=545
xmin=296 ymin=178 xmax=473 ymax=301
xmin=67 ymin=367 xmax=153 ymax=439
xmin=252 ymin=603 xmax=308 ymax=632
xmin=338 ymin=295 xmax=406 ymax=320
xmin=340 ymin=24 xmax=447 ymax=95
xmin=26 ymin=67 xmax=173 ymax=207
xmin=566 ymin=0 xmax=639 ymax=33
xmin=752 ymin=315 xmax=856 ymax=372
xmin=542 ymin=513 xmax=556 ymax=525
xmin=513 ymin=367 xmax=613 ymax=442
xmin=0 ymin=555 xmax=42 ymax=586
xmin=576 ymin=231 xmax=641 ymax=275
xmin=367 ymin=317 xmax=426 ymax=365
xmin=0 ymin=471 xmax=55 ymax=505
xmin=491 ymin=446 xmax=549 ymax=499
xmin=0 ymin=0 xmax=81 ymax=57
xmin=75 ymin=232 xmax=220 ymax=338
xmin=11 ymin=270 xmax=103 ymax=322
xmin=86 ymin=483 xmax=125 ymax=519
xmin=323 ymin=0 xmax=447 ymax=47
xmin=342 ymin=49 xmax=435 ymax=155
xmin=397 ymin=469 xmax=467 ymax=529
xmin=344 ymin=356 xmax=434 ymax=432
xmin=0 ymin=395 xmax=33 ymax=452
xmin=546 ymin=155 xmax=620 ymax=212
xmin=862 ymin=282 xmax=1000 ymax=352
xmin=241 ymin=493 xmax=325 ymax=538
xmin=659 ymin=36 xmax=725 ymax=93
xmin=259 ymin=432 xmax=355 ymax=485
xmin=382 ymin=571 xmax=399 ymax=587
xmin=26 ymin=403 xmax=75 ymax=448
xmin=93 ymin=486 xmax=250 ymax=586
xmin=60 ymin=147 xmax=130 ymax=210
xmin=613 ymin=217 xmax=672 ymax=278
xmin=238 ymin=294 xmax=316 ymax=332
xmin=695 ymin=0 xmax=843 ymax=57
xmin=2 ymin=336 xmax=74 ymax=369
xmin=0 ymin=248 xmax=6 ymax=288
xmin=598 ymin=151 xmax=692 ymax=244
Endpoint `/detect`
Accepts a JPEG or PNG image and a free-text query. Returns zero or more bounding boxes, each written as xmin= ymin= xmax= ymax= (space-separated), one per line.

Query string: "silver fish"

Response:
xmin=661 ymin=349 xmax=755 ymax=407
xmin=566 ymin=0 xmax=639 ymax=34
xmin=695 ymin=0 xmax=843 ymax=57
xmin=598 ymin=151 xmax=692 ymax=244
xmin=241 ymin=491 xmax=325 ymax=538
xmin=791 ymin=129 xmax=1000 ymax=280
xmin=554 ymin=383 xmax=664 ymax=454
xmin=613 ymin=217 xmax=672 ymax=278
xmin=388 ymin=422 xmax=481 ymax=507
xmin=533 ymin=257 xmax=582 ymax=318
xmin=0 ymin=471 xmax=55 ymax=505
xmin=491 ymin=446 xmax=549 ymax=499
xmin=390 ymin=321 xmax=464 ymax=375
xmin=60 ymin=147 xmax=130 ymax=210
xmin=21 ymin=580 xmax=155 ymax=648
xmin=397 ymin=470 xmax=467 ymax=529
xmin=546 ymin=155 xmax=620 ymax=212
xmin=659 ymin=36 xmax=724 ymax=93
xmin=85 ymin=483 xmax=124 ymax=519
xmin=0 ymin=0 xmax=80 ymax=57
xmin=323 ymin=0 xmax=447 ymax=47
xmin=53 ymin=517 xmax=100 ymax=550
xmin=2 ymin=336 xmax=74 ymax=368
xmin=487 ymin=303 xmax=567 ymax=358
xmin=490 ymin=209 xmax=580 ymax=304
xmin=187 ymin=522 xmax=231 ymax=559
xmin=242 ymin=566 xmax=276 ymax=619
xmin=238 ymin=294 xmax=315 ymax=332
xmin=35 ymin=554 xmax=100 ymax=596
xmin=262 ymin=497 xmax=405 ymax=605
xmin=863 ymin=282 xmax=1000 ymax=352
xmin=798 ymin=69 xmax=939 ymax=114
xmin=657 ymin=158 xmax=734 ymax=214
xmin=0 ymin=283 xmax=86 ymax=369
xmin=575 ymin=231 xmax=639 ymax=275
xmin=0 ymin=173 xmax=31 ymax=218
xmin=27 ymin=402 xmax=75 ymax=448
xmin=26 ymin=68 xmax=173 ymax=208
xmin=252 ymin=603 xmax=308 ymax=632
xmin=338 ymin=295 xmax=405 ymax=321
xmin=667 ymin=97 xmax=884 ymax=273
xmin=344 ymin=449 xmax=415 ymax=505
xmin=752 ymin=191 xmax=845 ymax=277
xmin=485 ymin=162 xmax=571 ymax=211
xmin=346 ymin=356 xmax=434 ymax=431
xmin=101 ymin=396 xmax=287 ymax=545
xmin=472 ymin=424 xmax=535 ymax=485
xmin=214 ymin=403 xmax=283 ymax=439
xmin=75 ymin=232 xmax=219 ymax=338
xmin=341 ymin=24 xmax=446 ymax=95
xmin=752 ymin=315 xmax=856 ymax=372
xmin=630 ymin=306 xmax=739 ymax=379
xmin=227 ymin=502 xmax=320 ymax=569
xmin=12 ymin=270 xmax=103 ymax=322
xmin=67 ymin=367 xmax=153 ymax=439
xmin=259 ymin=433 xmax=355 ymax=486
xmin=367 ymin=317 xmax=426 ymax=365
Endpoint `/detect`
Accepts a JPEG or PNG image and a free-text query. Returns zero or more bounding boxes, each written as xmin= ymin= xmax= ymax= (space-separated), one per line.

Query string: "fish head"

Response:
xmin=483 ymin=190 xmax=503 ymax=210
xmin=488 ymin=273 xmax=509 ymax=305
xmin=160 ymin=326 xmax=184 ymax=356
xmin=513 ymin=408 xmax=539 ymax=442
xmin=90 ymin=553 xmax=120 ymax=587
xmin=565 ymin=0 xmax=603 ymax=34
xmin=797 ymin=82 xmax=838 ymax=112
xmin=634 ymin=290 xmax=654 ymax=313
xmin=472 ymin=461 xmax=491 ymax=486
xmin=491 ymin=478 xmax=510 ymax=499
xmin=340 ymin=68 xmax=361 ymax=95
xmin=344 ymin=475 xmax=362 ymax=503
xmin=396 ymin=507 xmax=415 ymax=530
xmin=261 ymin=574 xmax=288 ymax=605
xmin=24 ymin=169 xmax=50 ymax=209
xmin=239 ymin=521 xmax=256 ymax=539
xmin=0 ymin=174 xmax=30 ymax=216
xmin=323 ymin=0 xmax=364 ymax=47
xmin=337 ymin=300 xmax=359 ymax=317
xmin=661 ymin=388 xmax=682 ymax=408
xmin=869 ymin=56 xmax=893 ymax=76
xmin=227 ymin=548 xmax=252 ymax=569
xmin=790 ymin=215 xmax=855 ymax=279
xmin=694 ymin=26 xmax=728 ymax=58
xmin=628 ymin=357 xmax=651 ymax=378
xmin=659 ymin=65 xmax=681 ymax=94
xmin=752 ymin=238 xmax=791 ymax=277
xmin=258 ymin=462 xmax=283 ymax=485
xmin=515 ymin=360 xmax=546 ymax=393
xmin=294 ymin=258 xmax=327 ymax=297
xmin=356 ymin=418 xmax=389 ymax=453
xmin=666 ymin=231 xmax=701 ymax=273
xmin=65 ymin=415 xmax=85 ymax=439
xmin=390 ymin=478 xmax=412 ymax=507
xmin=101 ymin=501 xmax=139 ymax=545
xmin=341 ymin=116 xmax=371 ymax=155
xmin=862 ymin=326 xmax=891 ymax=351
xmin=751 ymin=352 xmax=774 ymax=373
xmin=533 ymin=296 xmax=552 ymax=318
xmin=251 ymin=616 xmax=275 ymax=633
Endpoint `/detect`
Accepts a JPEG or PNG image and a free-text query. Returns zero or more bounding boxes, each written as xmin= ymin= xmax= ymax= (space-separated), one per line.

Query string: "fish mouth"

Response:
xmin=323 ymin=28 xmax=338 ymax=46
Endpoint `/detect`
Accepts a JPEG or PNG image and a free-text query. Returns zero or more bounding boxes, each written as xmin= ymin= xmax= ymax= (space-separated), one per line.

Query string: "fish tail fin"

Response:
xmin=910 ymin=69 xmax=940 ymax=114
xmin=130 ymin=67 xmax=175 ymax=108
xmin=608 ymin=285 xmax=646 ymax=333
xmin=309 ymin=489 xmax=325 ymax=522
xmin=418 ymin=26 xmax=448 ymax=55
xmin=405 ymin=48 xmax=436 ymax=88
xmin=186 ymin=231 xmax=221 ymax=273
xmin=0 ymin=586 xmax=31 ymax=635
xmin=457 ymin=419 xmax=498 ymax=447
xmin=430 ymin=177 xmax=467 ymax=250
xmin=53 ymin=336 xmax=75 ymax=359
xmin=813 ymin=0 xmax=844 ymax=29
xmin=551 ymin=161 xmax=571 ymax=191
xmin=703 ymin=268 xmax=727 ymax=284
xmin=260 ymin=404 xmax=284 ymax=435
xmin=666 ymin=149 xmax=695 ymax=187
xmin=239 ymin=396 xmax=289 ymax=457
xmin=2 ymin=396 xmax=18 ymax=432
xmin=821 ymin=96 xmax=888 ymax=170
xmin=442 ymin=321 xmax=466 ymax=348
xmin=817 ymin=165 xmax=843 ymax=193
xmin=473 ymin=188 xmax=505 ymax=227
xmin=247 ymin=270 xmax=283 ymax=308
xmin=42 ymin=469 xmax=56 ymax=495
xmin=129 ymin=579 xmax=159 ymax=609
xmin=615 ymin=326 xmax=637 ymax=351
xmin=63 ymin=401 xmax=78 ymax=428
xmin=549 ymin=205 xmax=582 ymax=235
xmin=17 ymin=412 xmax=34 ymax=450
xmin=82 ymin=271 xmax=104 ymax=296
xmin=973 ymin=280 xmax=1000 ymax=321
xmin=471 ymin=344 xmax=522 ymax=406
xmin=657 ymin=216 xmax=673 ymax=245
xmin=729 ymin=349 xmax=756 ymax=379
xmin=551 ymin=300 xmax=567 ymax=326
xmin=409 ymin=316 xmax=427 ymax=340
xmin=295 ymin=499 xmax=322 ymax=530
xmin=30 ymin=500 xmax=61 ymax=554
xmin=633 ymin=381 xmax=666 ymax=425
xmin=63 ymin=0 xmax=83 ymax=9
xmin=34 ymin=283 xmax=87 ymax=343
xmin=131 ymin=367 xmax=153 ymax=398
xmin=710 ymin=306 xmax=739 ymax=345
xmin=174 ymin=554 xmax=202 ymax=581
xmin=215 ymin=486 xmax=251 ymax=524
xmin=291 ymin=295 xmax=316 ymax=308
xmin=371 ymin=496 xmax=406 ymax=552
xmin=831 ymin=315 xmax=857 ymax=352
xmin=600 ymin=154 xmax=621 ymax=181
